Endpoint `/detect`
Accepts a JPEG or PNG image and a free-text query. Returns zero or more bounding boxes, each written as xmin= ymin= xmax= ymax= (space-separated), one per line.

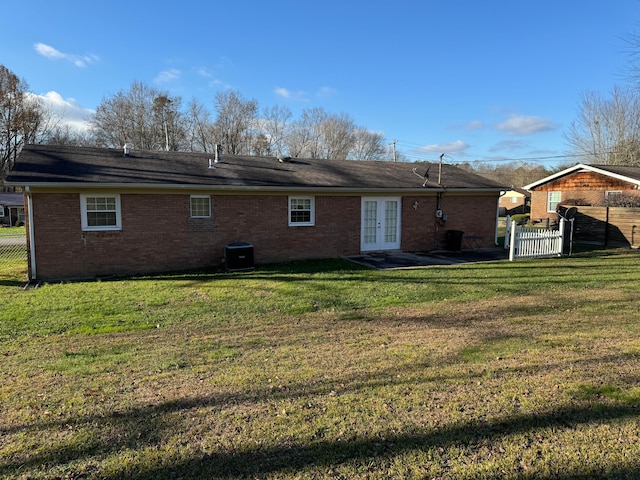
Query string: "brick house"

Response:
xmin=524 ymin=163 xmax=640 ymax=223
xmin=6 ymin=144 xmax=506 ymax=281
xmin=498 ymin=188 xmax=530 ymax=216
xmin=0 ymin=193 xmax=25 ymax=226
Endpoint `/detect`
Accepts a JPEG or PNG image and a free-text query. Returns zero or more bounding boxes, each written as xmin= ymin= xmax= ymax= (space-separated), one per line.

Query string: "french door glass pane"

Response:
xmin=384 ymin=201 xmax=398 ymax=243
xmin=363 ymin=201 xmax=377 ymax=244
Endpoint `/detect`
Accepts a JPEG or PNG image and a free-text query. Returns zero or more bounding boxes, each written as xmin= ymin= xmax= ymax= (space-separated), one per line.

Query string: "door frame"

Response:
xmin=360 ymin=196 xmax=402 ymax=251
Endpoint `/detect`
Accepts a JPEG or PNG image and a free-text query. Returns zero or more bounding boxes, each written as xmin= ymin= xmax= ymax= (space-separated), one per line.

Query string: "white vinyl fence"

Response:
xmin=505 ymin=217 xmax=565 ymax=261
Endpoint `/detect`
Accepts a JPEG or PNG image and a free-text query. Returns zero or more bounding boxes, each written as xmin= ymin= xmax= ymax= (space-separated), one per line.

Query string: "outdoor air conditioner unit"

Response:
xmin=224 ymin=242 xmax=255 ymax=272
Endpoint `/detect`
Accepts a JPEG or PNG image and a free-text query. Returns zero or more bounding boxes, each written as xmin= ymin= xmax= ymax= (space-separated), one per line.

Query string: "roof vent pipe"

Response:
xmin=208 ymin=158 xmax=215 ymax=169
xmin=123 ymin=143 xmax=130 ymax=156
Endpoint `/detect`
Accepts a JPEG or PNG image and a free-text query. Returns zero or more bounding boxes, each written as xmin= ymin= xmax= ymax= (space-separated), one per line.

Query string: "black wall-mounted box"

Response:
xmin=225 ymin=243 xmax=255 ymax=271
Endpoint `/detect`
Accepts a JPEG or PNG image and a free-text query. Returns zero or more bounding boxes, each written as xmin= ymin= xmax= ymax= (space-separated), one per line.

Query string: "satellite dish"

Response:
xmin=559 ymin=206 xmax=577 ymax=220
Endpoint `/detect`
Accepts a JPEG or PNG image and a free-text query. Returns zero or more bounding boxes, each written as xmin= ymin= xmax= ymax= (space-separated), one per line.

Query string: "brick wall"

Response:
xmin=401 ymin=193 xmax=498 ymax=251
xmin=29 ymin=191 xmax=500 ymax=281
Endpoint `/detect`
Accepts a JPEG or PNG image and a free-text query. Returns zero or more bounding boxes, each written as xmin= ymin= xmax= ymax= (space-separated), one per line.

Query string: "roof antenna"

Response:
xmin=412 ymin=165 xmax=430 ymax=187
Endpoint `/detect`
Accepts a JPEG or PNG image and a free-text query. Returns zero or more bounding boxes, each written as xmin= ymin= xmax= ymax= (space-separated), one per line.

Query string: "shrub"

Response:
xmin=598 ymin=192 xmax=640 ymax=208
xmin=509 ymin=213 xmax=530 ymax=225
xmin=561 ymin=198 xmax=590 ymax=206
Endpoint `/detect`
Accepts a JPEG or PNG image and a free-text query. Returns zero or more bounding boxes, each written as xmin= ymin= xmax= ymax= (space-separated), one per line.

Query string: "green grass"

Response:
xmin=0 ymin=226 xmax=25 ymax=234
xmin=1 ymin=250 xmax=640 ymax=478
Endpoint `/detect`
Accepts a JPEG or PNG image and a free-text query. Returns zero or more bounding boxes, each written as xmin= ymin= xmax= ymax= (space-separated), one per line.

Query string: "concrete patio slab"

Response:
xmin=348 ymin=248 xmax=509 ymax=270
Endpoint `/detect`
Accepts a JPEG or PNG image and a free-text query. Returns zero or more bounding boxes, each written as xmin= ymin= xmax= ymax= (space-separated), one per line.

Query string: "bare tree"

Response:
xmin=0 ymin=65 xmax=45 ymax=182
xmin=319 ymin=112 xmax=355 ymax=160
xmin=286 ymin=107 xmax=327 ymax=158
xmin=260 ymin=104 xmax=291 ymax=156
xmin=90 ymin=81 xmax=184 ymax=151
xmin=458 ymin=161 xmax=549 ymax=188
xmin=40 ymin=124 xmax=95 ymax=146
xmin=565 ymin=86 xmax=640 ymax=165
xmin=212 ymin=90 xmax=258 ymax=155
xmin=348 ymin=128 xmax=386 ymax=160
xmin=251 ymin=133 xmax=271 ymax=156
xmin=184 ymin=98 xmax=215 ymax=153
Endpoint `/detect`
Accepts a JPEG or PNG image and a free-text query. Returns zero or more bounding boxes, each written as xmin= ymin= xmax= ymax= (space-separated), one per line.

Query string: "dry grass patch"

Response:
xmin=2 ymin=253 xmax=640 ymax=478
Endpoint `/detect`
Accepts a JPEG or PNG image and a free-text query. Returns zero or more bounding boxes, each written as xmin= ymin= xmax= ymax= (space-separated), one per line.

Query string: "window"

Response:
xmin=606 ymin=190 xmax=622 ymax=199
xmin=81 ymin=194 xmax=121 ymax=231
xmin=190 ymin=195 xmax=211 ymax=218
xmin=289 ymin=196 xmax=315 ymax=226
xmin=547 ymin=191 xmax=561 ymax=212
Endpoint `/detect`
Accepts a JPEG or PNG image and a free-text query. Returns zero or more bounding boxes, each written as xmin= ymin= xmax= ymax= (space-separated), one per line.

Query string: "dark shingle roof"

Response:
xmin=6 ymin=144 xmax=506 ymax=191
xmin=0 ymin=193 xmax=23 ymax=206
xmin=589 ymin=164 xmax=640 ymax=182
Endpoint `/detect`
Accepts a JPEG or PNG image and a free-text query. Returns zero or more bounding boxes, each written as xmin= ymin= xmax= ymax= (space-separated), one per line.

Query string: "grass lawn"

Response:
xmin=1 ymin=250 xmax=640 ymax=479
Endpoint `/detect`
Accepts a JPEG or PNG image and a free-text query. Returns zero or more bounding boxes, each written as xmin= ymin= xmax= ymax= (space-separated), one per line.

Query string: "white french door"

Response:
xmin=361 ymin=197 xmax=401 ymax=251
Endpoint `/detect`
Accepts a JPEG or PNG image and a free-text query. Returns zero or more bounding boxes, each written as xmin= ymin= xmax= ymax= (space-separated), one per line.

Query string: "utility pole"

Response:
xmin=389 ymin=140 xmax=397 ymax=162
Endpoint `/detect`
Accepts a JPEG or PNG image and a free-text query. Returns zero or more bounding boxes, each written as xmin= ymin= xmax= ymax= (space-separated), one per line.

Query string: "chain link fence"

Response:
xmin=0 ymin=231 xmax=28 ymax=277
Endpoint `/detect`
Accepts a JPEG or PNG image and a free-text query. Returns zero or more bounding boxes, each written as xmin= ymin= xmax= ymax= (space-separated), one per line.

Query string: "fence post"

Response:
xmin=504 ymin=215 xmax=511 ymax=249
xmin=508 ymin=220 xmax=517 ymax=261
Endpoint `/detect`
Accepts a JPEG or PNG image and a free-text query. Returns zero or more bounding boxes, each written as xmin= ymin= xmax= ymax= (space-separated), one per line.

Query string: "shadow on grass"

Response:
xmin=3 ymin=400 xmax=638 ymax=479
xmin=3 ymin=344 xmax=640 ymax=479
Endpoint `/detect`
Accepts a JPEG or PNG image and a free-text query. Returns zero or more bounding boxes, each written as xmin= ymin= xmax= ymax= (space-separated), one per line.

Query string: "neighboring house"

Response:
xmin=498 ymin=188 xmax=530 ymax=216
xmin=524 ymin=163 xmax=640 ymax=222
xmin=0 ymin=193 xmax=25 ymax=227
xmin=6 ymin=144 xmax=506 ymax=281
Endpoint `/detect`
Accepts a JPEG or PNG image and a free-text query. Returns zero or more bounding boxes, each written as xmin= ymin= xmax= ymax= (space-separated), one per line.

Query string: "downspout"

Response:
xmin=496 ymin=190 xmax=508 ymax=245
xmin=25 ymin=186 xmax=36 ymax=280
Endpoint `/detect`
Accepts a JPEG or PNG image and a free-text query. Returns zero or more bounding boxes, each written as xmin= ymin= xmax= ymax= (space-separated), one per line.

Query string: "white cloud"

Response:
xmin=496 ymin=115 xmax=555 ymax=135
xmin=489 ymin=139 xmax=528 ymax=153
xmin=316 ymin=86 xmax=336 ymax=98
xmin=465 ymin=120 xmax=484 ymax=130
xmin=447 ymin=120 xmax=484 ymax=131
xmin=419 ymin=140 xmax=470 ymax=154
xmin=274 ymin=87 xmax=308 ymax=101
xmin=30 ymin=91 xmax=94 ymax=132
xmin=34 ymin=42 xmax=99 ymax=68
xmin=155 ymin=68 xmax=181 ymax=84
xmin=196 ymin=67 xmax=213 ymax=78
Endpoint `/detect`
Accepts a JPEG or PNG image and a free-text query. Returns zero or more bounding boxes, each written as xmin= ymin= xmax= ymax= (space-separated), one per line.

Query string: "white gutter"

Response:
xmin=25 ymin=186 xmax=36 ymax=280
xmin=10 ymin=182 xmax=505 ymax=194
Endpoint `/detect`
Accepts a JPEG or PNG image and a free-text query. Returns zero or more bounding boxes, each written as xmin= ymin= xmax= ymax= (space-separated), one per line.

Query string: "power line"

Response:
xmin=392 ymin=138 xmax=614 ymax=165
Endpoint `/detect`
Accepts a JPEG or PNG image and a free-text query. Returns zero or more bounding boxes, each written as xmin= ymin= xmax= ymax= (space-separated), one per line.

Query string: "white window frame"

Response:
xmin=605 ymin=190 xmax=623 ymax=198
xmin=80 ymin=194 xmax=122 ymax=231
xmin=190 ymin=195 xmax=211 ymax=218
xmin=288 ymin=196 xmax=315 ymax=226
xmin=547 ymin=191 xmax=562 ymax=212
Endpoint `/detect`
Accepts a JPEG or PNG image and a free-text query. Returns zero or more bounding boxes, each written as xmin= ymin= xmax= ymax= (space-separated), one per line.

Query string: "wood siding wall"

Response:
xmin=530 ymin=171 xmax=640 ymax=221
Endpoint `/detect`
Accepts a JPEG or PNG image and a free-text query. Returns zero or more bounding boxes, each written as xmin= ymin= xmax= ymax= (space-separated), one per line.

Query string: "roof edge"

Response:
xmin=8 ymin=181 xmax=505 ymax=194
xmin=524 ymin=163 xmax=640 ymax=190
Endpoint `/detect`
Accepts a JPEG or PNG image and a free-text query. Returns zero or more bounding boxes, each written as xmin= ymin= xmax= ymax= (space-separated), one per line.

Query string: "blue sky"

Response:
xmin=2 ymin=1 xmax=638 ymax=166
